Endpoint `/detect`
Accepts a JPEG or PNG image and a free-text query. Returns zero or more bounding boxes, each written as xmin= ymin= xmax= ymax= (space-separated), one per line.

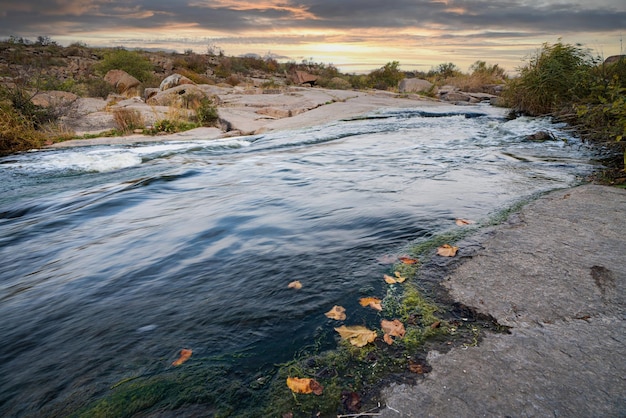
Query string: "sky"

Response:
xmin=1 ymin=0 xmax=624 ymax=74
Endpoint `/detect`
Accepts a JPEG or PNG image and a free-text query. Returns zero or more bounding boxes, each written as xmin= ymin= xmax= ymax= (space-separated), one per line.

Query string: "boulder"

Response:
xmin=398 ymin=78 xmax=434 ymax=94
xmin=604 ymin=55 xmax=625 ymax=65
xmin=146 ymin=84 xmax=217 ymax=108
xmin=289 ymin=70 xmax=318 ymax=86
xmin=103 ymin=70 xmax=141 ymax=96
xmin=143 ymin=87 xmax=159 ymax=101
xmin=159 ymin=73 xmax=195 ymax=91
xmin=31 ymin=90 xmax=78 ymax=108
xmin=440 ymin=91 xmax=471 ymax=102
xmin=526 ymin=131 xmax=556 ymax=141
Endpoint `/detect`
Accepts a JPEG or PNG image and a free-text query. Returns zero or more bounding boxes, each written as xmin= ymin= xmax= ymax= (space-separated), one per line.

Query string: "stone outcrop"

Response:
xmin=31 ymin=90 xmax=78 ymax=108
xmin=398 ymin=78 xmax=434 ymax=94
xmin=604 ymin=55 xmax=625 ymax=65
xmin=289 ymin=70 xmax=318 ymax=86
xmin=103 ymin=69 xmax=141 ymax=96
xmin=146 ymin=84 xmax=218 ymax=108
xmin=159 ymin=73 xmax=195 ymax=91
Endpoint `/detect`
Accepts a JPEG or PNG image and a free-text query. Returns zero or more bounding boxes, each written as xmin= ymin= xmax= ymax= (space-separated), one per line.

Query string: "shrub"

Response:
xmin=367 ymin=61 xmax=404 ymax=90
xmin=194 ymin=98 xmax=219 ymax=126
xmin=502 ymin=42 xmax=595 ymax=115
xmin=0 ymin=104 xmax=46 ymax=155
xmin=84 ymin=77 xmax=116 ymax=98
xmin=113 ymin=108 xmax=144 ymax=133
xmin=95 ymin=48 xmax=154 ymax=82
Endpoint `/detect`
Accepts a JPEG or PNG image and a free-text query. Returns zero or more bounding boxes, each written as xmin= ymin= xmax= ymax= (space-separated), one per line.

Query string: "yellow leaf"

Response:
xmin=455 ymin=218 xmax=475 ymax=226
xmin=288 ymin=280 xmax=302 ymax=289
xmin=172 ymin=348 xmax=192 ymax=366
xmin=334 ymin=325 xmax=377 ymax=347
xmin=437 ymin=244 xmax=458 ymax=257
xmin=393 ymin=271 xmax=407 ymax=283
xmin=359 ymin=297 xmax=382 ymax=311
xmin=381 ymin=319 xmax=405 ymax=345
xmin=384 ymin=274 xmax=397 ymax=284
xmin=286 ymin=377 xmax=323 ymax=395
xmin=398 ymin=255 xmax=419 ymax=265
xmin=325 ymin=305 xmax=346 ymax=320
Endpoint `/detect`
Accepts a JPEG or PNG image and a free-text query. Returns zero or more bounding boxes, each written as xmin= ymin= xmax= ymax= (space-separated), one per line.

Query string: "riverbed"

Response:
xmin=0 ymin=104 xmax=598 ymax=416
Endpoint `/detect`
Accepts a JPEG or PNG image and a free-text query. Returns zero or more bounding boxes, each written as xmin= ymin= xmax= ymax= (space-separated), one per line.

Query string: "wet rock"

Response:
xmin=526 ymin=131 xmax=555 ymax=141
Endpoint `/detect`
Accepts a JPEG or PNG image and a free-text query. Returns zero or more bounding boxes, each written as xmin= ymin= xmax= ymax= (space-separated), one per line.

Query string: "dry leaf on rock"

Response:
xmin=437 ymin=244 xmax=458 ymax=257
xmin=287 ymin=280 xmax=302 ymax=289
xmin=172 ymin=348 xmax=192 ymax=366
xmin=325 ymin=305 xmax=346 ymax=320
xmin=286 ymin=376 xmax=324 ymax=395
xmin=398 ymin=255 xmax=419 ymax=265
xmin=455 ymin=218 xmax=475 ymax=226
xmin=381 ymin=319 xmax=405 ymax=345
xmin=334 ymin=325 xmax=377 ymax=347
xmin=359 ymin=297 xmax=382 ymax=311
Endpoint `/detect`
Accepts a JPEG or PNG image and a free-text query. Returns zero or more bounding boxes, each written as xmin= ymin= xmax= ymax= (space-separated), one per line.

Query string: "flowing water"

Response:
xmin=0 ymin=104 xmax=598 ymax=416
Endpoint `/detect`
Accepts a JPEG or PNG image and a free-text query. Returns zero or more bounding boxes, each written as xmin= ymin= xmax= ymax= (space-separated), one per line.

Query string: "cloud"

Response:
xmin=0 ymin=0 xmax=623 ymax=71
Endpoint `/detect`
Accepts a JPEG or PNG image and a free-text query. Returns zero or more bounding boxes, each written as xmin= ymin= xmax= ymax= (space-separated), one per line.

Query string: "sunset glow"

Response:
xmin=1 ymin=1 xmax=624 ymax=73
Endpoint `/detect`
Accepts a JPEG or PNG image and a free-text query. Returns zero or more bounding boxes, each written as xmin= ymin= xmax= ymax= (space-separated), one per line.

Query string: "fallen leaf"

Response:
xmin=359 ymin=297 xmax=382 ymax=311
xmin=172 ymin=348 xmax=192 ymax=366
xmin=408 ymin=360 xmax=432 ymax=374
xmin=325 ymin=305 xmax=346 ymax=320
xmin=286 ymin=377 xmax=324 ymax=395
xmin=341 ymin=391 xmax=361 ymax=413
xmin=384 ymin=274 xmax=397 ymax=284
xmin=437 ymin=244 xmax=458 ymax=257
xmin=288 ymin=280 xmax=302 ymax=289
xmin=455 ymin=218 xmax=475 ymax=226
xmin=430 ymin=321 xmax=441 ymax=329
xmin=381 ymin=319 xmax=405 ymax=345
xmin=398 ymin=255 xmax=419 ymax=265
xmin=334 ymin=325 xmax=377 ymax=347
xmin=393 ymin=271 xmax=407 ymax=283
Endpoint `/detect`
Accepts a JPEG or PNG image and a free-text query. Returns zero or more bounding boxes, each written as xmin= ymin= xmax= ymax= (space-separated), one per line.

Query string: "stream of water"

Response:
xmin=0 ymin=104 xmax=598 ymax=416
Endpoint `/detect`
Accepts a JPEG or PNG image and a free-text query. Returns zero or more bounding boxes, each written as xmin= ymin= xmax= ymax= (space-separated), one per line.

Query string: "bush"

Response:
xmin=194 ymin=98 xmax=219 ymax=126
xmin=113 ymin=108 xmax=144 ymax=133
xmin=502 ymin=42 xmax=595 ymax=115
xmin=367 ymin=61 xmax=404 ymax=90
xmin=95 ymin=48 xmax=154 ymax=82
xmin=84 ymin=77 xmax=116 ymax=98
xmin=0 ymin=104 xmax=46 ymax=155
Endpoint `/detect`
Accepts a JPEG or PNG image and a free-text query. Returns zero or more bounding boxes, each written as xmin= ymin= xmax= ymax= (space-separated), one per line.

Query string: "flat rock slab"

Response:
xmin=382 ymin=185 xmax=626 ymax=417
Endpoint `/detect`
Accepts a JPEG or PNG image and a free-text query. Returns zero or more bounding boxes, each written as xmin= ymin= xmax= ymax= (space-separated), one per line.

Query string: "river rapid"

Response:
xmin=0 ymin=104 xmax=598 ymax=416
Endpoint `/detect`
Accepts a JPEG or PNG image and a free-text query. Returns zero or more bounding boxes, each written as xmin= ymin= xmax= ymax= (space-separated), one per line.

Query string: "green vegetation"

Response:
xmin=503 ymin=41 xmax=625 ymax=171
xmin=94 ymin=48 xmax=155 ymax=82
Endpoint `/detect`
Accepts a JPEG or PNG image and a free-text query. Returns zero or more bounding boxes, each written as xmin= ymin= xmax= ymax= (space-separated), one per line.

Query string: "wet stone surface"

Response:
xmin=382 ymin=185 xmax=626 ymax=417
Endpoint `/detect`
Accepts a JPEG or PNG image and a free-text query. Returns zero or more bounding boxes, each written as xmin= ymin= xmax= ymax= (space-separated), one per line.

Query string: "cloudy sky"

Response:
xmin=1 ymin=0 xmax=624 ymax=73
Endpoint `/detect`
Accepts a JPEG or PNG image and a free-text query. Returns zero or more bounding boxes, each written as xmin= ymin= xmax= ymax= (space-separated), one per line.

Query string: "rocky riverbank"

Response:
xmin=381 ymin=184 xmax=626 ymax=417
xmin=48 ymin=87 xmax=446 ymax=148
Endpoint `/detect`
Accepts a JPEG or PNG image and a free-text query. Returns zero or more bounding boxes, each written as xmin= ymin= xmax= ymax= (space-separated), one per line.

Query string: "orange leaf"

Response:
xmin=393 ymin=271 xmax=407 ymax=283
xmin=359 ymin=297 xmax=382 ymax=311
xmin=325 ymin=305 xmax=346 ymax=320
xmin=384 ymin=274 xmax=397 ymax=284
xmin=172 ymin=348 xmax=192 ymax=366
xmin=455 ymin=218 xmax=475 ymax=226
xmin=288 ymin=280 xmax=302 ymax=289
xmin=286 ymin=377 xmax=324 ymax=395
xmin=381 ymin=319 xmax=405 ymax=345
xmin=437 ymin=244 xmax=458 ymax=257
xmin=334 ymin=325 xmax=377 ymax=347
xmin=398 ymin=256 xmax=419 ymax=265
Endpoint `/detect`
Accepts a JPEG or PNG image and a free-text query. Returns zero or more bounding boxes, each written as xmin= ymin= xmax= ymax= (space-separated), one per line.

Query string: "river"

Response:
xmin=0 ymin=104 xmax=598 ymax=416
